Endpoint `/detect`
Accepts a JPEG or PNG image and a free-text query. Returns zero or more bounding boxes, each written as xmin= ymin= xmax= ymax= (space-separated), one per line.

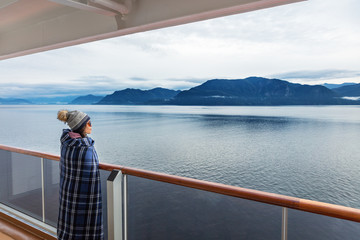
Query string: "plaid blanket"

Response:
xmin=57 ymin=129 xmax=103 ymax=240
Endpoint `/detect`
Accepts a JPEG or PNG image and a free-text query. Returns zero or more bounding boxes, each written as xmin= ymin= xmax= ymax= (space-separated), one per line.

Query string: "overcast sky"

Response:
xmin=0 ymin=0 xmax=359 ymax=98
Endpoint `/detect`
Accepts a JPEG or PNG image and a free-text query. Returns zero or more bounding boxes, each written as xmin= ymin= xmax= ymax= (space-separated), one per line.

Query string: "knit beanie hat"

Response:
xmin=57 ymin=110 xmax=90 ymax=132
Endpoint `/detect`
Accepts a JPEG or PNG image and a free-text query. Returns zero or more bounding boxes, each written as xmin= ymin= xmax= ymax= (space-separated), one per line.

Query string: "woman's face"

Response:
xmin=84 ymin=120 xmax=92 ymax=135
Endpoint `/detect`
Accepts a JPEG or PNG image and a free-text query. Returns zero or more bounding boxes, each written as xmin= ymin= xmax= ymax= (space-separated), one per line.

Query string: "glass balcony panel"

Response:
xmin=43 ymin=158 xmax=60 ymax=226
xmin=0 ymin=150 xmax=11 ymax=203
xmin=100 ymin=169 xmax=110 ymax=240
xmin=0 ymin=150 xmax=42 ymax=221
xmin=288 ymin=208 xmax=360 ymax=240
xmin=127 ymin=175 xmax=282 ymax=240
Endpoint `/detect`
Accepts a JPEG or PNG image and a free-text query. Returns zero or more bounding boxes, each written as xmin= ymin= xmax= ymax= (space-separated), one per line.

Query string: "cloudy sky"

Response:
xmin=0 ymin=0 xmax=359 ymax=98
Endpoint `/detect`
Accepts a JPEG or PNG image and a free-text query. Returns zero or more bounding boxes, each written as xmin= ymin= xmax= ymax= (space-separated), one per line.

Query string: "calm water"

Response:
xmin=1 ymin=105 xmax=360 ymax=208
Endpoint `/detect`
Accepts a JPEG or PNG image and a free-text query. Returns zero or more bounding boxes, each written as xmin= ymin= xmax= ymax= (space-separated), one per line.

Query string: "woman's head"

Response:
xmin=57 ymin=110 xmax=91 ymax=137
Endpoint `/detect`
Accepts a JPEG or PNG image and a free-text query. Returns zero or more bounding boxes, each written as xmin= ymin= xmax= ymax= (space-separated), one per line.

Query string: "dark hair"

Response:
xmin=74 ymin=121 xmax=88 ymax=138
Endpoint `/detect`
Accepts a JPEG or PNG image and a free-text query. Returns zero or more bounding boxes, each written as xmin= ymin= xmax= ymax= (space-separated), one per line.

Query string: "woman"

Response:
xmin=57 ymin=110 xmax=103 ymax=240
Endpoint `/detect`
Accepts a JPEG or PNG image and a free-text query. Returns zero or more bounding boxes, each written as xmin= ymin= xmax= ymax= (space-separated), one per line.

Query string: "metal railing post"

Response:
xmin=123 ymin=174 xmax=128 ymax=240
xmin=107 ymin=170 xmax=123 ymax=240
xmin=40 ymin=158 xmax=45 ymax=223
xmin=281 ymin=207 xmax=288 ymax=240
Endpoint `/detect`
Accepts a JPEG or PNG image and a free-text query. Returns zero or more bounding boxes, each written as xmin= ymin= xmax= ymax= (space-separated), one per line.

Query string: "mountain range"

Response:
xmin=332 ymin=83 xmax=360 ymax=97
xmin=1 ymin=77 xmax=360 ymax=105
xmin=97 ymin=88 xmax=180 ymax=105
xmin=172 ymin=77 xmax=343 ymax=105
xmin=322 ymin=82 xmax=357 ymax=89
xmin=0 ymin=98 xmax=31 ymax=104
xmin=70 ymin=94 xmax=104 ymax=105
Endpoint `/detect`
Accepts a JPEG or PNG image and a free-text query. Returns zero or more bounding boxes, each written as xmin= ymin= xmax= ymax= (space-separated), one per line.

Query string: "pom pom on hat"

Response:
xmin=57 ymin=110 xmax=68 ymax=123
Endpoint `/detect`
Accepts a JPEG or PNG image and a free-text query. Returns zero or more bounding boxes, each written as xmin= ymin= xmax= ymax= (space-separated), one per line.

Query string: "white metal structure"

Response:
xmin=0 ymin=0 xmax=304 ymax=60
xmin=107 ymin=170 xmax=124 ymax=240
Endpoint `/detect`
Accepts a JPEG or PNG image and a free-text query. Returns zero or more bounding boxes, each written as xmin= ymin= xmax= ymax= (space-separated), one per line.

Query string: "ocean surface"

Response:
xmin=1 ymin=105 xmax=360 ymax=209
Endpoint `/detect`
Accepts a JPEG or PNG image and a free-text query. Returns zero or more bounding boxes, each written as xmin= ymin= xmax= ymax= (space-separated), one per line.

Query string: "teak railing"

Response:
xmin=1 ymin=144 xmax=360 ymax=223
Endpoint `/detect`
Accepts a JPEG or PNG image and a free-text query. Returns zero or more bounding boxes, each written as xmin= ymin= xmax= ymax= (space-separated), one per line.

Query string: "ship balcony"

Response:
xmin=1 ymin=144 xmax=360 ymax=240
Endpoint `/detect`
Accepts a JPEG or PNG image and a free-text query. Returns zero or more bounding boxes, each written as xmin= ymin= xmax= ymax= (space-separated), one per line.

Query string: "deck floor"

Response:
xmin=0 ymin=216 xmax=43 ymax=240
xmin=0 ymin=231 xmax=14 ymax=240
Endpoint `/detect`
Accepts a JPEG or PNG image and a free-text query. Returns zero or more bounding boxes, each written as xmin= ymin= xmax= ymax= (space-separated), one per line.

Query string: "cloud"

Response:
xmin=166 ymin=77 xmax=208 ymax=84
xmin=130 ymin=77 xmax=149 ymax=81
xmin=0 ymin=76 xmax=119 ymax=98
xmin=0 ymin=75 xmax=206 ymax=98
xmin=271 ymin=70 xmax=360 ymax=81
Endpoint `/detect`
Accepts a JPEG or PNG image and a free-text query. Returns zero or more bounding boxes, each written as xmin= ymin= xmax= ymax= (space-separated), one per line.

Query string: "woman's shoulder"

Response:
xmin=61 ymin=129 xmax=95 ymax=147
xmin=82 ymin=137 xmax=95 ymax=147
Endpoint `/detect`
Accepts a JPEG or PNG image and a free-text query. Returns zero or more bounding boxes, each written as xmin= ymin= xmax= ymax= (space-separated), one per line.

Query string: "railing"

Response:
xmin=1 ymin=144 xmax=360 ymax=240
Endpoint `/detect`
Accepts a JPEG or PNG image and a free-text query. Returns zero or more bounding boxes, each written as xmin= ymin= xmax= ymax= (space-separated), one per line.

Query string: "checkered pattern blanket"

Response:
xmin=57 ymin=129 xmax=103 ymax=240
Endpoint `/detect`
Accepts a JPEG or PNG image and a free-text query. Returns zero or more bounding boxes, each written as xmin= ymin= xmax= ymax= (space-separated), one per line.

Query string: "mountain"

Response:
xmin=332 ymin=84 xmax=360 ymax=97
xmin=70 ymin=94 xmax=104 ymax=105
xmin=97 ymin=88 xmax=180 ymax=105
xmin=27 ymin=96 xmax=78 ymax=104
xmin=0 ymin=98 xmax=32 ymax=104
xmin=171 ymin=77 xmax=350 ymax=105
xmin=323 ymin=83 xmax=357 ymax=89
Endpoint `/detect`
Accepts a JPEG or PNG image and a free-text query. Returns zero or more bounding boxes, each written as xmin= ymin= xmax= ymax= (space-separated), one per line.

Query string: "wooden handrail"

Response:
xmin=1 ymin=144 xmax=360 ymax=223
xmin=0 ymin=144 xmax=59 ymax=161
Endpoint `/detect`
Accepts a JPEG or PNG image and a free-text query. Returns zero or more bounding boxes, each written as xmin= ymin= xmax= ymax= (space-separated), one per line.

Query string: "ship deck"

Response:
xmin=0 ymin=211 xmax=53 ymax=240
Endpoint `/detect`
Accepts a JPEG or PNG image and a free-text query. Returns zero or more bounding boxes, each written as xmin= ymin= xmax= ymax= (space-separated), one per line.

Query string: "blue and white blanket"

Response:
xmin=57 ymin=129 xmax=103 ymax=240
